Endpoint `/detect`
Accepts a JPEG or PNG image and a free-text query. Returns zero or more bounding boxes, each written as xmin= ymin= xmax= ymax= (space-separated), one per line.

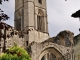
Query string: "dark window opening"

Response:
xmin=41 ymin=56 xmax=45 ymax=60
xmin=38 ymin=0 xmax=42 ymax=4
xmin=26 ymin=41 xmax=28 ymax=46
xmin=0 ymin=44 xmax=1 ymax=46
xmin=41 ymin=53 xmax=57 ymax=60
xmin=37 ymin=16 xmax=42 ymax=31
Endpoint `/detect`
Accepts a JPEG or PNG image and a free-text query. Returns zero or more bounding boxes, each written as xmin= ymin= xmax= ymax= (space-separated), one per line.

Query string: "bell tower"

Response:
xmin=15 ymin=0 xmax=49 ymax=46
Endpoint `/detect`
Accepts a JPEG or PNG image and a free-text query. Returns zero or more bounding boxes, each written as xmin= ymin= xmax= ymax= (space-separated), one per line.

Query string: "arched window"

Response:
xmin=37 ymin=9 xmax=45 ymax=32
xmin=41 ymin=53 xmax=57 ymax=60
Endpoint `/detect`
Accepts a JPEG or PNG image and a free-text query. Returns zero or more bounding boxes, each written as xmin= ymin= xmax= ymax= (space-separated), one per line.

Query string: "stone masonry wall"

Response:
xmin=74 ymin=34 xmax=80 ymax=60
xmin=0 ymin=23 xmax=25 ymax=53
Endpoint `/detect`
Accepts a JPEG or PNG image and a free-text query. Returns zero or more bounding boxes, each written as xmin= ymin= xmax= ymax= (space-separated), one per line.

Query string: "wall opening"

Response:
xmin=38 ymin=0 xmax=42 ymax=4
xmin=41 ymin=53 xmax=57 ymax=60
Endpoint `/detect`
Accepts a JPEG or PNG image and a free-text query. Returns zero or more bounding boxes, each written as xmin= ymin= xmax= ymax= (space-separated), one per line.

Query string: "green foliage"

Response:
xmin=0 ymin=45 xmax=31 ymax=60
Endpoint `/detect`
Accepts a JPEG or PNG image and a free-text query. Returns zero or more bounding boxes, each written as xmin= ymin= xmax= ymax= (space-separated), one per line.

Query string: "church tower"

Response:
xmin=15 ymin=0 xmax=49 ymax=46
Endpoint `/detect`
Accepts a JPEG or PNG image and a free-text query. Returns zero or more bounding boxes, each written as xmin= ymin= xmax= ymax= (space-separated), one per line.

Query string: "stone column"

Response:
xmin=44 ymin=54 xmax=48 ymax=60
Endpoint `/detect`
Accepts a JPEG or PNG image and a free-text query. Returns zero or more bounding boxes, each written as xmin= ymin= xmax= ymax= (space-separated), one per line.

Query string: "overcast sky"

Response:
xmin=1 ymin=0 xmax=80 ymax=37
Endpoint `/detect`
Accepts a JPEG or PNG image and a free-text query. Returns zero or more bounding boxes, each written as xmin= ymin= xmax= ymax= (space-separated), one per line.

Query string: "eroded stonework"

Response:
xmin=0 ymin=0 xmax=76 ymax=60
xmin=73 ymin=34 xmax=80 ymax=60
xmin=0 ymin=22 xmax=74 ymax=60
xmin=26 ymin=30 xmax=74 ymax=60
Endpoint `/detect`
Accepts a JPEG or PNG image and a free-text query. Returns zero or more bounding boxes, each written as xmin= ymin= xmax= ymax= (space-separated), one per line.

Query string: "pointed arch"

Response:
xmin=39 ymin=47 xmax=64 ymax=60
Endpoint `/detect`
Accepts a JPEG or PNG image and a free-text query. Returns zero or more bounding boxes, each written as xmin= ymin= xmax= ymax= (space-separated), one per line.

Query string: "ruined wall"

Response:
xmin=28 ymin=40 xmax=72 ymax=60
xmin=27 ymin=30 xmax=74 ymax=60
xmin=0 ymin=22 xmax=75 ymax=60
xmin=74 ymin=34 xmax=80 ymax=60
xmin=0 ymin=23 xmax=25 ymax=53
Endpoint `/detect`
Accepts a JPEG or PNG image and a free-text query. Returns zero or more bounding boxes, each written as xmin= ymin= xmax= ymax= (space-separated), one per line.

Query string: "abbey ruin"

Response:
xmin=0 ymin=0 xmax=80 ymax=60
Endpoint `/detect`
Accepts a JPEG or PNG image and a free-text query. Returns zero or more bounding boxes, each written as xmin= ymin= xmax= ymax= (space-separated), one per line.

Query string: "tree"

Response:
xmin=0 ymin=0 xmax=10 ymax=52
xmin=0 ymin=0 xmax=9 ymax=4
xmin=0 ymin=45 xmax=31 ymax=60
xmin=0 ymin=0 xmax=9 ymax=21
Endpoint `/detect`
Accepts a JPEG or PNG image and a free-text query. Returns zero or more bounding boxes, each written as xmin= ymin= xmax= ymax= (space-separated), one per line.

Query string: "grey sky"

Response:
xmin=1 ymin=0 xmax=80 ymax=37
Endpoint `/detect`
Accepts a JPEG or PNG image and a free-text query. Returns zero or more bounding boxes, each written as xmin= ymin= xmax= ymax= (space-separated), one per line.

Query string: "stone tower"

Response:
xmin=15 ymin=0 xmax=49 ymax=46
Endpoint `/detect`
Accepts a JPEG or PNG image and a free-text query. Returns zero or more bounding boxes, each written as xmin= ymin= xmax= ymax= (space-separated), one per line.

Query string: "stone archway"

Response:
xmin=39 ymin=47 xmax=64 ymax=60
xmin=27 ymin=30 xmax=74 ymax=60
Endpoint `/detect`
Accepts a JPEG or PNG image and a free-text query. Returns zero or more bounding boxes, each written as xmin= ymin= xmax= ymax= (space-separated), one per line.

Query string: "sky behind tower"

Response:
xmin=0 ymin=0 xmax=80 ymax=37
